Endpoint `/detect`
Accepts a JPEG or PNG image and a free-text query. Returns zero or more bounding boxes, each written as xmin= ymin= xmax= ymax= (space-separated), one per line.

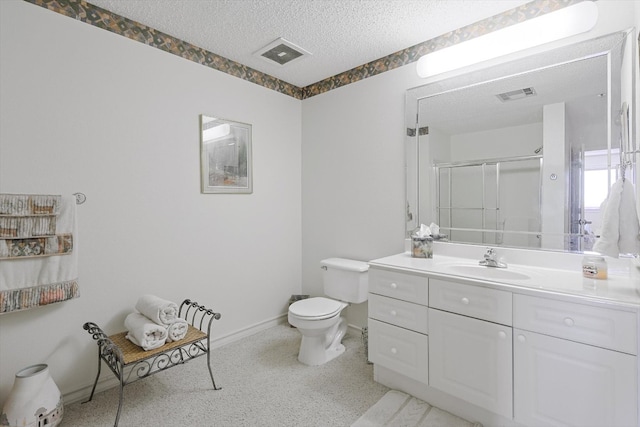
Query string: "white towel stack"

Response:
xmin=124 ymin=295 xmax=189 ymax=350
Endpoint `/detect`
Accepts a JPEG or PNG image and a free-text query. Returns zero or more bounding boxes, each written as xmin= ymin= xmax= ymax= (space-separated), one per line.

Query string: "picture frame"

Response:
xmin=200 ymin=115 xmax=253 ymax=194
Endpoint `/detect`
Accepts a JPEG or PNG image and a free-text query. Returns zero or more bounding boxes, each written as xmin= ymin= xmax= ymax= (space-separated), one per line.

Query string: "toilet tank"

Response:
xmin=321 ymin=258 xmax=369 ymax=304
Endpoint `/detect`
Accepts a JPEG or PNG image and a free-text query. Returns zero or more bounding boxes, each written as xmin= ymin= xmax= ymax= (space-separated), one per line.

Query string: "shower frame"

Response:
xmin=434 ymin=154 xmax=543 ymax=245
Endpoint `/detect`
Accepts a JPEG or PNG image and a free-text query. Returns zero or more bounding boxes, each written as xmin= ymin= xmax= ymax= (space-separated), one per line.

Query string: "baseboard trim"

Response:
xmin=64 ymin=314 xmax=288 ymax=405
xmin=347 ymin=323 xmax=363 ymax=333
xmin=209 ymin=314 xmax=287 ymax=349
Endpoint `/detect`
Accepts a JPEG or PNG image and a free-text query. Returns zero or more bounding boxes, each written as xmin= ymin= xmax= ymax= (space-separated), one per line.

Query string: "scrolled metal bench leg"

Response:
xmin=207 ymin=349 xmax=222 ymax=391
xmin=82 ymin=347 xmax=102 ymax=403
xmin=114 ymin=375 xmax=124 ymax=427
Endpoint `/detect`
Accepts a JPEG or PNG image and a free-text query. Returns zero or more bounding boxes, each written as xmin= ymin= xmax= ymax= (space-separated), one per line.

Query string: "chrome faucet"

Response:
xmin=479 ymin=248 xmax=507 ymax=268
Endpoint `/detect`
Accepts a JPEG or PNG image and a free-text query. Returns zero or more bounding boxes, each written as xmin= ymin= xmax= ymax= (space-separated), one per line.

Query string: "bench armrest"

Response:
xmin=178 ymin=299 xmax=222 ymax=338
xmin=83 ymin=322 xmax=125 ymax=376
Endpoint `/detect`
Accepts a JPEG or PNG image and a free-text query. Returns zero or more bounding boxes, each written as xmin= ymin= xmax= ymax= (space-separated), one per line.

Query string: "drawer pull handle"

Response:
xmin=390 ymin=283 xmax=398 ymax=289
xmin=564 ymin=317 xmax=575 ymax=327
xmin=390 ymin=310 xmax=397 ymax=317
xmin=498 ymin=331 xmax=507 ymax=339
xmin=391 ymin=347 xmax=397 ymax=354
xmin=517 ymin=334 xmax=526 ymax=343
xmin=461 ymin=297 xmax=470 ymax=305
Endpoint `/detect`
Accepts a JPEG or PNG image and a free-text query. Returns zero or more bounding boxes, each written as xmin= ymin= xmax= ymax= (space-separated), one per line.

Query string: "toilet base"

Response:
xmin=296 ymin=317 xmax=348 ymax=366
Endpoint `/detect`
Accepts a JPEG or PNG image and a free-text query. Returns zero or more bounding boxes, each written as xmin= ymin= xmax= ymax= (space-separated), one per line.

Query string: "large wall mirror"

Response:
xmin=405 ymin=29 xmax=637 ymax=255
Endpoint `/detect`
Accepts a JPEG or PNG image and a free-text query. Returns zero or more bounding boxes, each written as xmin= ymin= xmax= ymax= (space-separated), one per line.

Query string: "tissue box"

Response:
xmin=411 ymin=236 xmax=433 ymax=258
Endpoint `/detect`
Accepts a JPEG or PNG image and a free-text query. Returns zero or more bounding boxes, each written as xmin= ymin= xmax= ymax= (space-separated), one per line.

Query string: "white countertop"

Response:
xmin=369 ymin=249 xmax=640 ymax=309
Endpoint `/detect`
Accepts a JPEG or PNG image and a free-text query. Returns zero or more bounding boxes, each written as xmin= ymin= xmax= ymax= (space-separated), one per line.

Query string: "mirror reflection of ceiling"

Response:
xmin=420 ymin=55 xmax=607 ymax=136
xmin=406 ymin=29 xmax=634 ymax=254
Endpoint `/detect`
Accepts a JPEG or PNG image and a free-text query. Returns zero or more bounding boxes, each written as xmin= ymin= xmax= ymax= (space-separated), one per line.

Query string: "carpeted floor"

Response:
xmin=63 ymin=323 xmax=389 ymax=426
xmin=63 ymin=323 xmax=478 ymax=427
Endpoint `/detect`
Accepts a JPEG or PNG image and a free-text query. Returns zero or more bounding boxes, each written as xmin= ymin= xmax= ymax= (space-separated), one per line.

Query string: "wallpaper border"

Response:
xmin=25 ymin=0 xmax=580 ymax=100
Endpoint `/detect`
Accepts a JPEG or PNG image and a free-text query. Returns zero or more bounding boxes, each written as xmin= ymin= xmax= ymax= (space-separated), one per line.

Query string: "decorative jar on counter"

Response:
xmin=411 ymin=236 xmax=433 ymax=258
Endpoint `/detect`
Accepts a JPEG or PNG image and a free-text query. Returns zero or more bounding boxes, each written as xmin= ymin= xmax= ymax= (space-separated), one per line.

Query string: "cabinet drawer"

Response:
xmin=369 ymin=294 xmax=429 ymax=334
xmin=368 ymin=319 xmax=428 ymax=384
xmin=430 ymin=279 xmax=512 ymax=326
xmin=369 ymin=268 xmax=428 ymax=305
xmin=514 ymin=294 xmax=637 ymax=354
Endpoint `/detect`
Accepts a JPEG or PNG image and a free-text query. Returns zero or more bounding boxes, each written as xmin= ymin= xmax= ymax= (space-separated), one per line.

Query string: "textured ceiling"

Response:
xmin=86 ymin=0 xmax=529 ymax=87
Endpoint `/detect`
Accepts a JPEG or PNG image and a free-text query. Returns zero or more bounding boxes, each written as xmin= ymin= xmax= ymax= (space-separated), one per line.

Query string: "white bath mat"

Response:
xmin=351 ymin=390 xmax=483 ymax=427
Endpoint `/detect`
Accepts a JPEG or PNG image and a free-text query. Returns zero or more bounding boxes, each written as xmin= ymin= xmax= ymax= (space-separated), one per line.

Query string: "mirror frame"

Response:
xmin=405 ymin=29 xmax=636 ymax=253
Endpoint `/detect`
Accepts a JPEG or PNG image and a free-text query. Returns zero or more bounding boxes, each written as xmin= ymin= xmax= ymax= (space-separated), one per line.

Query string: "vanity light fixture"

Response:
xmin=416 ymin=1 xmax=598 ymax=79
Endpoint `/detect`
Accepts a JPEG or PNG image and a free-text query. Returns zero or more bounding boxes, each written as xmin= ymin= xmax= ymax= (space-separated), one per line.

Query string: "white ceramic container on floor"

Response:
xmin=1 ymin=364 xmax=64 ymax=427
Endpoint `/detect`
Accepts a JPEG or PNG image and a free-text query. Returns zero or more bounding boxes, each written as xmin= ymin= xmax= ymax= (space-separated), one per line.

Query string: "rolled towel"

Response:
xmin=125 ymin=312 xmax=168 ymax=351
xmin=135 ymin=294 xmax=179 ymax=326
xmin=166 ymin=318 xmax=189 ymax=342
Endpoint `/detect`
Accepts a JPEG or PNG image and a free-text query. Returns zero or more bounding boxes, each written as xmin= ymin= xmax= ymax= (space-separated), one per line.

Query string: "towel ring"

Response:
xmin=73 ymin=192 xmax=86 ymax=205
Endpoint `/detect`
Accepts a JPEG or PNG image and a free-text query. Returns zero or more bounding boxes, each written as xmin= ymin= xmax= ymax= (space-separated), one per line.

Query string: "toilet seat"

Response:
xmin=289 ymin=297 xmax=346 ymax=320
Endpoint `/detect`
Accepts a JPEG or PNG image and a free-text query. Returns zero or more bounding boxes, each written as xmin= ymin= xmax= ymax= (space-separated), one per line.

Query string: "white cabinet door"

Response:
xmin=429 ymin=309 xmax=513 ymax=418
xmin=514 ymin=329 xmax=638 ymax=427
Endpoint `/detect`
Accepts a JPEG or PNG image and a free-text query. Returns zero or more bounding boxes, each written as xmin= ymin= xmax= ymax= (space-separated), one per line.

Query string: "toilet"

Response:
xmin=288 ymin=258 xmax=369 ymax=366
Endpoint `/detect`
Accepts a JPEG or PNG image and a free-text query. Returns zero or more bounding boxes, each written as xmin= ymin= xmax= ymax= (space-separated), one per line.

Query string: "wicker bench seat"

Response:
xmin=106 ymin=325 xmax=207 ymax=365
xmin=82 ymin=299 xmax=222 ymax=427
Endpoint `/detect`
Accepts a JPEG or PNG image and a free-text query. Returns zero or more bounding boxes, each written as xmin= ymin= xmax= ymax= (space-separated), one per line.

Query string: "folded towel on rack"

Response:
xmin=593 ymin=178 xmax=640 ymax=257
xmin=135 ymin=295 xmax=179 ymax=326
xmin=166 ymin=318 xmax=189 ymax=342
xmin=125 ymin=312 xmax=168 ymax=351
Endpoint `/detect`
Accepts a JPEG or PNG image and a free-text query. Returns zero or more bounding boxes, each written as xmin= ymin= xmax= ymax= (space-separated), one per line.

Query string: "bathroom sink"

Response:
xmin=445 ymin=264 xmax=531 ymax=281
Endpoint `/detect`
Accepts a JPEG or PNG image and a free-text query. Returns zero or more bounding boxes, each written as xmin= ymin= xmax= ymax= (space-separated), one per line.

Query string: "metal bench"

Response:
xmin=82 ymin=299 xmax=222 ymax=426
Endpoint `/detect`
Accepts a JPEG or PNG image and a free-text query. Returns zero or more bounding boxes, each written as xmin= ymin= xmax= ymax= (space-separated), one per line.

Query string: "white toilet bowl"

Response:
xmin=288 ymin=297 xmax=348 ymax=366
xmin=289 ymin=258 xmax=368 ymax=366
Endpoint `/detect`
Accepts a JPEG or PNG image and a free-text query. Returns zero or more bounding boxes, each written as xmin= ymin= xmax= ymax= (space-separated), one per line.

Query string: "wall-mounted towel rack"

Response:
xmin=619 ymin=101 xmax=636 ymax=182
xmin=73 ymin=192 xmax=86 ymax=205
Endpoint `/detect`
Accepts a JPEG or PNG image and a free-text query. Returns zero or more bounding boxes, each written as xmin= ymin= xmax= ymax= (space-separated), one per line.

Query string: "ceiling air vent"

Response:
xmin=496 ymin=87 xmax=537 ymax=102
xmin=254 ymin=37 xmax=311 ymax=66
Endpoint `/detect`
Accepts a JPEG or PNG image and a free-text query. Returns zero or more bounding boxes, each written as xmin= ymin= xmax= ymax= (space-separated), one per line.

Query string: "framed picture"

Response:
xmin=200 ymin=115 xmax=253 ymax=194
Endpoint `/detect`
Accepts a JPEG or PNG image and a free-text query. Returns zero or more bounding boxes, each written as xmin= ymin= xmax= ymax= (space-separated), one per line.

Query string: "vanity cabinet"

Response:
xmin=429 ymin=279 xmax=513 ymax=418
xmin=367 ymin=257 xmax=640 ymax=427
xmin=368 ymin=269 xmax=429 ymax=383
xmin=513 ymin=294 xmax=638 ymax=427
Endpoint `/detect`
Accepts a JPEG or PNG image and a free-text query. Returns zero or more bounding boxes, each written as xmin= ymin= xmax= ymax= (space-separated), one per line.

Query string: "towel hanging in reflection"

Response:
xmin=593 ymin=178 xmax=640 ymax=257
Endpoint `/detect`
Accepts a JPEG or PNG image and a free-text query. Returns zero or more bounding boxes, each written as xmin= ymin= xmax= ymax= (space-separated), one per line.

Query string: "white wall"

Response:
xmin=0 ymin=0 xmax=301 ymax=403
xmin=449 ymin=123 xmax=542 ymax=160
xmin=301 ymin=66 xmax=423 ymax=327
xmin=419 ymin=127 xmax=451 ymax=228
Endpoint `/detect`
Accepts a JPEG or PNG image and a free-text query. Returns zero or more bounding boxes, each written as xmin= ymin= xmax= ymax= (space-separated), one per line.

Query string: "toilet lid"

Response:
xmin=289 ymin=297 xmax=345 ymax=320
